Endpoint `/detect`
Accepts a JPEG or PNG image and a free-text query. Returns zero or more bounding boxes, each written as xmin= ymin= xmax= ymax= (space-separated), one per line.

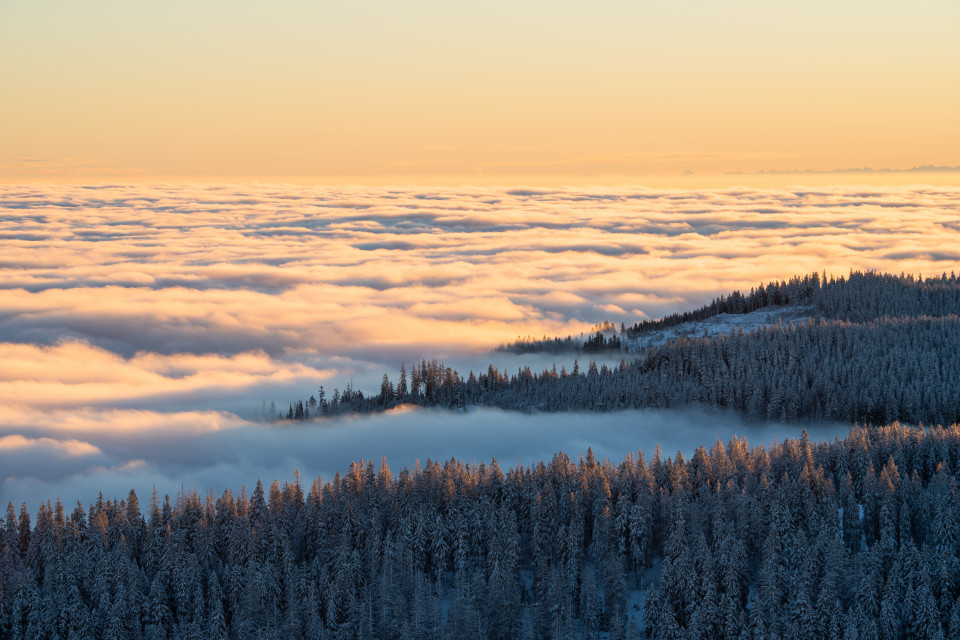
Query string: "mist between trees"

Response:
xmin=3 ymin=423 xmax=959 ymax=639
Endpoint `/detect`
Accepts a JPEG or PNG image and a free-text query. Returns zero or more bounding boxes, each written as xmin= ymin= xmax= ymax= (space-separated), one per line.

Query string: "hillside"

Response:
xmin=283 ymin=271 xmax=960 ymax=426
xmin=499 ymin=270 xmax=960 ymax=354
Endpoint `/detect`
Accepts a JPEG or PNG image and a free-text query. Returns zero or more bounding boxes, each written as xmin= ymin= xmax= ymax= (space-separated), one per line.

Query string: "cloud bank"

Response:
xmin=1 ymin=183 xmax=957 ymax=506
xmin=2 ymin=183 xmax=959 ymax=362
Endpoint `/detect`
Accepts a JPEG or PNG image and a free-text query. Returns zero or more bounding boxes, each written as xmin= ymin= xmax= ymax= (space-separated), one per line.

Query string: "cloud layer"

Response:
xmin=1 ymin=183 xmax=958 ymax=506
xmin=3 ymin=183 xmax=958 ymax=359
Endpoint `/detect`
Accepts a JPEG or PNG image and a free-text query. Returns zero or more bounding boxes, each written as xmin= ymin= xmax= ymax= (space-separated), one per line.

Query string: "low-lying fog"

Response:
xmin=1 ymin=406 xmax=850 ymax=510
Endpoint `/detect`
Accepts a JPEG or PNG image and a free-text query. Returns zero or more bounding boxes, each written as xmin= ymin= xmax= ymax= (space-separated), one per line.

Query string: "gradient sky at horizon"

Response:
xmin=3 ymin=0 xmax=959 ymax=182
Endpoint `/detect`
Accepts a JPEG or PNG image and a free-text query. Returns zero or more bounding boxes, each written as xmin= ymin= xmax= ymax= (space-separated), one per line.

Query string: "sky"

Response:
xmin=2 ymin=0 xmax=959 ymax=182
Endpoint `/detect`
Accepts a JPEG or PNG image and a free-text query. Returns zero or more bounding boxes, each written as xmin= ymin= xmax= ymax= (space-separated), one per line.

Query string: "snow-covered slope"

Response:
xmin=624 ymin=305 xmax=815 ymax=352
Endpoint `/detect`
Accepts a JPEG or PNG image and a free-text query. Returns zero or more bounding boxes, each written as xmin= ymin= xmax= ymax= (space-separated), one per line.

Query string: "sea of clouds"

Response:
xmin=1 ymin=183 xmax=958 ymax=508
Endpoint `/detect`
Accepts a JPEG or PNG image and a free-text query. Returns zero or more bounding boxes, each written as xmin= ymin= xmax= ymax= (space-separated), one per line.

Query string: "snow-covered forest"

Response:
xmin=3 ymin=424 xmax=960 ymax=639
xmin=503 ymin=270 xmax=960 ymax=352
xmin=282 ymin=271 xmax=960 ymax=426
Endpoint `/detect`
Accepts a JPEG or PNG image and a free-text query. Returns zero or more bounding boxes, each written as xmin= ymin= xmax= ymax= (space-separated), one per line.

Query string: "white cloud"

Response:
xmin=1 ymin=182 xmax=957 ymax=381
xmin=0 ymin=182 xmax=957 ymax=507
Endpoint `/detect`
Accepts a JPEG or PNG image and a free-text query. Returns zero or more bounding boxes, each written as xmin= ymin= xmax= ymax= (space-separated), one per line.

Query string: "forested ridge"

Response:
xmin=496 ymin=322 xmax=621 ymax=355
xmin=3 ymin=424 xmax=960 ymax=639
xmin=282 ymin=271 xmax=960 ymax=426
xmin=502 ymin=270 xmax=960 ymax=352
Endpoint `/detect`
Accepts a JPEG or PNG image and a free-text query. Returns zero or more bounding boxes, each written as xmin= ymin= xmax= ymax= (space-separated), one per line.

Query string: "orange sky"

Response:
xmin=2 ymin=0 xmax=959 ymax=183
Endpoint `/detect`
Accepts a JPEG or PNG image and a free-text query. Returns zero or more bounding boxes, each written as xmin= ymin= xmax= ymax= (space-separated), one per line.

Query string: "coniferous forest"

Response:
xmin=283 ymin=271 xmax=960 ymax=427
xmin=4 ymin=270 xmax=960 ymax=639
xmin=3 ymin=425 xmax=960 ymax=639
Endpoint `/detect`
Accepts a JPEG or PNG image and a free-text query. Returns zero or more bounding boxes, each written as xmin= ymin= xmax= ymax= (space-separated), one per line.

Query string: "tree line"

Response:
xmin=494 ymin=270 xmax=960 ymax=353
xmin=3 ymin=423 xmax=960 ymax=638
xmin=279 ymin=272 xmax=960 ymax=426
xmin=496 ymin=322 xmax=622 ymax=355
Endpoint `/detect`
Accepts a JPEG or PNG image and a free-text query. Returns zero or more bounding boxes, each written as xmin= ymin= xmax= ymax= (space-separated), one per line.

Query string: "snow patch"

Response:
xmin=625 ymin=306 xmax=816 ymax=352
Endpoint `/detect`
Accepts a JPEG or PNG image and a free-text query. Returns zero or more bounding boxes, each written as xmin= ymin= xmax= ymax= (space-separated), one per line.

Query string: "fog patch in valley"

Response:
xmin=0 ymin=406 xmax=850 ymax=510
